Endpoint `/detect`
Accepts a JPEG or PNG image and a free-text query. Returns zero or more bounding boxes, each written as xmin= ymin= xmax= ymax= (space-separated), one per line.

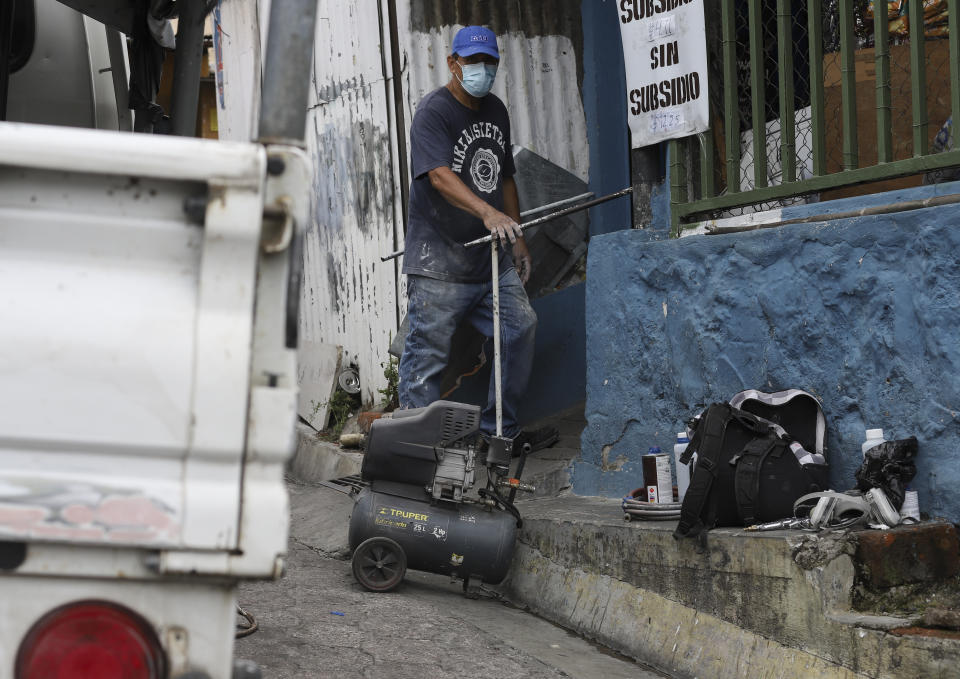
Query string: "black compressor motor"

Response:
xmin=348 ymin=400 xmax=534 ymax=593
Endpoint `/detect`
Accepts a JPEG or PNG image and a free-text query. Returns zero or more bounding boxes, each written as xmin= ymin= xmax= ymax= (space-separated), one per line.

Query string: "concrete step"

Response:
xmin=288 ymin=423 xmax=362 ymax=484
xmin=498 ymin=495 xmax=960 ymax=679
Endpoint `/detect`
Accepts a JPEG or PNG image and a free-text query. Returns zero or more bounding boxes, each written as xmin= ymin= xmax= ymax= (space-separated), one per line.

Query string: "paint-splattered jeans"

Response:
xmin=398 ymin=269 xmax=537 ymax=437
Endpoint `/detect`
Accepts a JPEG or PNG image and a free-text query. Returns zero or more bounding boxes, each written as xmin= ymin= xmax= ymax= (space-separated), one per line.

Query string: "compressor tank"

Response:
xmin=349 ymin=489 xmax=518 ymax=584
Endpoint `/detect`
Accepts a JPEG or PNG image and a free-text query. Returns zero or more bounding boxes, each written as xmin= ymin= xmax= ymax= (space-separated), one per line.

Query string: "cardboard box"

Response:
xmin=820 ymin=38 xmax=953 ymax=200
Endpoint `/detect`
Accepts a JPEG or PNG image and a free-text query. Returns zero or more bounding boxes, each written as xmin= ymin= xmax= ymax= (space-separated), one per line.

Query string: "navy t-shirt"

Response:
xmin=403 ymin=87 xmax=517 ymax=283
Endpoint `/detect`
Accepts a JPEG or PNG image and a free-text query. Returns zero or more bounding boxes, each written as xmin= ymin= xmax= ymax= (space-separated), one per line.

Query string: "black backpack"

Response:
xmin=673 ymin=390 xmax=830 ymax=539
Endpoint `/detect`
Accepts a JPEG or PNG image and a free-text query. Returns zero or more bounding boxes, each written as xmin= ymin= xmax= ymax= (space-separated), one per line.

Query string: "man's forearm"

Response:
xmin=428 ymin=166 xmax=500 ymax=220
xmin=427 ymin=165 xmax=523 ymax=245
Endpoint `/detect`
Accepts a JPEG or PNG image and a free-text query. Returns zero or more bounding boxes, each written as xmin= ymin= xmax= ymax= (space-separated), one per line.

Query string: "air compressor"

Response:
xmin=348 ymin=399 xmax=533 ymax=593
xmin=352 ymin=191 xmax=637 ymax=593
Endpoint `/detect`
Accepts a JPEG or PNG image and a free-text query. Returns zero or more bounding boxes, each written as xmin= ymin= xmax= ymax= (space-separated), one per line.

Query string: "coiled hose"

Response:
xmin=622 ymin=489 xmax=682 ymax=521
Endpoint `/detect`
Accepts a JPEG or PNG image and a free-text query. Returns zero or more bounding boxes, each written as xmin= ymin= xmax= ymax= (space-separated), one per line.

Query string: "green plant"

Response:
xmin=378 ymin=357 xmax=399 ymax=411
xmin=310 ymin=390 xmax=357 ymax=438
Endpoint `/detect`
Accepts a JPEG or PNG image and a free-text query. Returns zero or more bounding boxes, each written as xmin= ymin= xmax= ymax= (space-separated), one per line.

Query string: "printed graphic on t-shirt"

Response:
xmin=470 ymin=148 xmax=500 ymax=193
xmin=404 ymin=88 xmax=515 ymax=282
xmin=451 ymin=121 xmax=507 ymax=194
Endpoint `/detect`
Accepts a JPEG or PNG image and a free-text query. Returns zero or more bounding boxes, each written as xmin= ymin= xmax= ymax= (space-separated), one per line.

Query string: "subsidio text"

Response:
xmin=629 ymin=71 xmax=701 ymax=115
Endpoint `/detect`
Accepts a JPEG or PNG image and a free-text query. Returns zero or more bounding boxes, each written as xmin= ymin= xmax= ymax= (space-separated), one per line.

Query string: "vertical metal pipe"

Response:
xmin=258 ymin=0 xmax=319 ymax=146
xmin=839 ymin=0 xmax=858 ymax=170
xmin=874 ymin=0 xmax=892 ymax=163
xmin=748 ymin=0 xmax=768 ymax=187
xmin=950 ymin=0 xmax=960 ymax=136
xmin=721 ymin=0 xmax=740 ymax=193
xmin=808 ymin=0 xmax=826 ymax=176
xmin=170 ymin=0 xmax=207 ymax=137
xmin=0 ymin=0 xmax=14 ymax=122
xmin=776 ymin=0 xmax=796 ymax=183
xmin=700 ymin=131 xmax=716 ymax=198
xmin=385 ymin=0 xmax=408 ymax=222
xmin=908 ymin=0 xmax=928 ymax=155
xmin=669 ymin=139 xmax=685 ymax=237
xmin=491 ymin=240 xmax=502 ymax=438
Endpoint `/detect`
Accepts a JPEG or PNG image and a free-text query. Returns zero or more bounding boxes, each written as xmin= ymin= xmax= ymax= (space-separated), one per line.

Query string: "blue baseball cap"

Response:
xmin=452 ymin=26 xmax=500 ymax=60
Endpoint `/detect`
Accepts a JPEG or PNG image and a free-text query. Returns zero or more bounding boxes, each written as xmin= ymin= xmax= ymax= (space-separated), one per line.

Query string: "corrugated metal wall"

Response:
xmin=300 ymin=0 xmax=405 ymax=405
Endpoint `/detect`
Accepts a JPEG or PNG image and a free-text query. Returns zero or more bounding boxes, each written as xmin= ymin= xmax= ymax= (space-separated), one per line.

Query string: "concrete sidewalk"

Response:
xmin=237 ymin=479 xmax=665 ymax=678
xmin=288 ymin=405 xmax=960 ymax=679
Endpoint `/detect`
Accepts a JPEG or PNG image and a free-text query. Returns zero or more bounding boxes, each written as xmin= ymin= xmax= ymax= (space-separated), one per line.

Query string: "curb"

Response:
xmin=499 ymin=495 xmax=959 ymax=679
xmin=288 ymin=423 xmax=363 ymax=484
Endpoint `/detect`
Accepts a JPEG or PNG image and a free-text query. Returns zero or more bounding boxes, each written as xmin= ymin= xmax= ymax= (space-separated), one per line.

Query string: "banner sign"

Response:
xmin=618 ymin=0 xmax=710 ymax=148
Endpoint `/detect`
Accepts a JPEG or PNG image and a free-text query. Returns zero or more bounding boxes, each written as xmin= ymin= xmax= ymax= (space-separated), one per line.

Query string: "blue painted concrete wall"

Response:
xmin=575 ymin=181 xmax=960 ymax=523
xmin=580 ymin=0 xmax=632 ymax=235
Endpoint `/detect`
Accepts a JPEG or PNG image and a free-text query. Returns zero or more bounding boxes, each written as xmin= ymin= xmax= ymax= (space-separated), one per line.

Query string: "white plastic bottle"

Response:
xmin=674 ymin=432 xmax=691 ymax=502
xmin=862 ymin=428 xmax=885 ymax=458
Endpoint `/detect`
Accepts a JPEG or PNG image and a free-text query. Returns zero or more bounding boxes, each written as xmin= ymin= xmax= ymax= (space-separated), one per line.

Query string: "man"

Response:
xmin=398 ymin=25 xmax=557 ymax=454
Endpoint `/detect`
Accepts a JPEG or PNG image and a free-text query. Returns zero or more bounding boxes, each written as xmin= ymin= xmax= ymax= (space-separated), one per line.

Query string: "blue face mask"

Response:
xmin=458 ymin=62 xmax=498 ymax=98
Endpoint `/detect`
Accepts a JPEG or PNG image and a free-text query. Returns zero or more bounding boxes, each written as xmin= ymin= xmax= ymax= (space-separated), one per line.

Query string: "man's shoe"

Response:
xmin=512 ymin=426 xmax=559 ymax=457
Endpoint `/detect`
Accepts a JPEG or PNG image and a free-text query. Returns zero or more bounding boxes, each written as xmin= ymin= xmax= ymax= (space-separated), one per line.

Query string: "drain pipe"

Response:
xmin=170 ymin=0 xmax=207 ymax=137
xmin=704 ymin=193 xmax=960 ymax=235
xmin=257 ymin=0 xmax=318 ymax=147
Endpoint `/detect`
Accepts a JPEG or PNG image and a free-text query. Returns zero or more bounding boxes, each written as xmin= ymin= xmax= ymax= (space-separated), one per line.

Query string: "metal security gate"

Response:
xmin=670 ymin=0 xmax=960 ymax=234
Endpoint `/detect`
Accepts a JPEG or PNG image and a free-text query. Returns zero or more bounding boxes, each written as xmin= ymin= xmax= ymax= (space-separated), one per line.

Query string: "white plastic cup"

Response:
xmin=901 ymin=490 xmax=921 ymax=522
xmin=862 ymin=428 xmax=885 ymax=458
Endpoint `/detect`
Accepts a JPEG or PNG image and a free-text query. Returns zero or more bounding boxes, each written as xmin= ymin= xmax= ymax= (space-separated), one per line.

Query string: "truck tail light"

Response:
xmin=15 ymin=600 xmax=166 ymax=679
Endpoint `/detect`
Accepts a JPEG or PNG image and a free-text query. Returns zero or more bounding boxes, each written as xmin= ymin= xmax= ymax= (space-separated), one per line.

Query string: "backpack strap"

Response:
xmin=729 ymin=388 xmax=826 ymax=457
xmin=674 ymin=403 xmax=731 ymax=540
xmin=732 ymin=435 xmax=785 ymax=526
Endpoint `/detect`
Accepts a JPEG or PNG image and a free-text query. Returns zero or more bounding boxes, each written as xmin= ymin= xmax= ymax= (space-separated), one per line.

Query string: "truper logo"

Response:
xmin=378 ymin=506 xmax=429 ymax=521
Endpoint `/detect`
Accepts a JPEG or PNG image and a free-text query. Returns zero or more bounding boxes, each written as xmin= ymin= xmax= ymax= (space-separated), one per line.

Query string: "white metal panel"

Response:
xmin=213 ymin=0 xmax=264 ymax=142
xmin=0 ymin=123 xmax=264 ymax=186
xmin=0 ymin=123 xmax=266 ymax=551
xmin=181 ymin=181 xmax=263 ymax=549
xmin=300 ymin=0 xmax=403 ymax=404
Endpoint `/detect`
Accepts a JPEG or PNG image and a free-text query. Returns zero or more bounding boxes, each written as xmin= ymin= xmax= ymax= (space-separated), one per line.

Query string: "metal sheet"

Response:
xmin=213 ymin=0 xmax=264 ymax=143
xmin=396 ymin=0 xmax=590 ymax=181
xmin=300 ymin=0 xmax=403 ymax=404
xmin=0 ymin=123 xmax=266 ymax=552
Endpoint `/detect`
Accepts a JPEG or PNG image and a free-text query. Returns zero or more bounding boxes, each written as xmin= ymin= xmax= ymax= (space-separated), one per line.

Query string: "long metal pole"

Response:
xmin=519 ymin=191 xmax=594 ymax=219
xmin=170 ymin=0 xmax=207 ymax=137
xmin=258 ymin=0 xmax=319 ymax=145
xmin=380 ymin=187 xmax=631 ymax=261
xmin=464 ymin=186 xmax=633 ymax=248
xmin=491 ymin=239 xmax=502 ymax=437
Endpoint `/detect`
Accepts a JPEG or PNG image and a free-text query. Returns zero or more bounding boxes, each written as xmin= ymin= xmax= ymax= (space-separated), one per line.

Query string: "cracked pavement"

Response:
xmin=235 ymin=480 xmax=666 ymax=679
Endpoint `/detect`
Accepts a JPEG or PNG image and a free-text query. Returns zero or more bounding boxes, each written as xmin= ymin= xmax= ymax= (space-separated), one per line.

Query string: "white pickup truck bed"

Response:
xmin=0 ymin=121 xmax=308 ymax=678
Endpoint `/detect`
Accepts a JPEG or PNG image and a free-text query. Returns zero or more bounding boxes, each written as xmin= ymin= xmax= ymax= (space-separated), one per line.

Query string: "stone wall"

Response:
xmin=575 ymin=187 xmax=960 ymax=523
